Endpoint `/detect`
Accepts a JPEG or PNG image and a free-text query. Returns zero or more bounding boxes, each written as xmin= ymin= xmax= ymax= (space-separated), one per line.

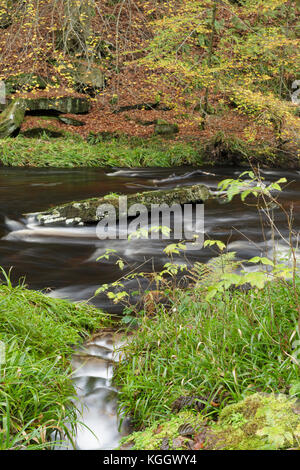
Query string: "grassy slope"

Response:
xmin=114 ymin=281 xmax=300 ymax=430
xmin=0 ymin=278 xmax=111 ymax=449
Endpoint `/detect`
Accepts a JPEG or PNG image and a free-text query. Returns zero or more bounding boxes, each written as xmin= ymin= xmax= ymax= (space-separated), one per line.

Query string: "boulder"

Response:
xmin=28 ymin=184 xmax=211 ymax=226
xmin=5 ymin=73 xmax=55 ymax=94
xmin=25 ymin=96 xmax=91 ymax=115
xmin=0 ymin=99 xmax=26 ymax=138
xmin=61 ymin=60 xmax=105 ymax=94
xmin=154 ymin=121 xmax=179 ymax=136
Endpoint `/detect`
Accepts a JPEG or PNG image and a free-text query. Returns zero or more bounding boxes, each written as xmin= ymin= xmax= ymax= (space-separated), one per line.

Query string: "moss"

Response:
xmin=24 ymin=96 xmax=91 ymax=114
xmin=20 ymin=127 xmax=65 ymax=138
xmin=0 ymin=99 xmax=26 ymax=138
xmin=32 ymin=184 xmax=211 ymax=225
xmin=120 ymin=394 xmax=300 ymax=450
xmin=119 ymin=412 xmax=202 ymax=450
xmin=154 ymin=121 xmax=179 ymax=136
xmin=207 ymin=393 xmax=300 ymax=450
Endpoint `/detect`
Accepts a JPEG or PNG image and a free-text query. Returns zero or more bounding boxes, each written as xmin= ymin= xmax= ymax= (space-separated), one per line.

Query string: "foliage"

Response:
xmin=135 ymin=0 xmax=300 ymax=141
xmin=114 ymin=281 xmax=299 ymax=428
xmin=0 ymin=0 xmax=299 ymax=152
xmin=94 ymin=170 xmax=300 ymax=430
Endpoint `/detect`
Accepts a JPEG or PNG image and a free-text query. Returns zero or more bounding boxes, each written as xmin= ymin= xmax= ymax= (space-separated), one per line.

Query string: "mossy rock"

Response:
xmin=0 ymin=8 xmax=12 ymax=29
xmin=86 ymin=131 xmax=122 ymax=143
xmin=29 ymin=184 xmax=211 ymax=226
xmin=5 ymin=73 xmax=55 ymax=94
xmin=154 ymin=121 xmax=179 ymax=136
xmin=0 ymin=99 xmax=25 ymax=138
xmin=25 ymin=96 xmax=91 ymax=115
xmin=207 ymin=393 xmax=300 ymax=450
xmin=120 ymin=393 xmax=300 ymax=450
xmin=60 ymin=60 xmax=105 ymax=95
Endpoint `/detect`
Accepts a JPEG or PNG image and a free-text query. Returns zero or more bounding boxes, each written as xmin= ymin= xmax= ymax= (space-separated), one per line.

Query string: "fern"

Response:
xmin=188 ymin=251 xmax=238 ymax=288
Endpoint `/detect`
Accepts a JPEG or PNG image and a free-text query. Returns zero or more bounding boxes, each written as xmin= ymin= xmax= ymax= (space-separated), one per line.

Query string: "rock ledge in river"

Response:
xmin=29 ymin=184 xmax=211 ymax=226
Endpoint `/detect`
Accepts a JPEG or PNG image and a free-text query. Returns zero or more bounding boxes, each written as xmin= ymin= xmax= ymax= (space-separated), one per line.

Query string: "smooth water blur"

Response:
xmin=1 ymin=166 xmax=299 ymax=310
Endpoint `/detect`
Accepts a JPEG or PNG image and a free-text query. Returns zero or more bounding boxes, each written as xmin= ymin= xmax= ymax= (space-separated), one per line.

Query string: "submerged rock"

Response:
xmin=119 ymin=393 xmax=300 ymax=450
xmin=0 ymin=99 xmax=26 ymax=138
xmin=28 ymin=185 xmax=211 ymax=226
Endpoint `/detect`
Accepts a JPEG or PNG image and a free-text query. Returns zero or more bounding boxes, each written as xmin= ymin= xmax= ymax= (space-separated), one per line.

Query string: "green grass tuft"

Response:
xmin=0 ymin=276 xmax=111 ymax=449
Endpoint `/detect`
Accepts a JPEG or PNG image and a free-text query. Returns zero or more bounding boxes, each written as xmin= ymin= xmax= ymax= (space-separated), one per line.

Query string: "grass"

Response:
xmin=0 ymin=132 xmax=284 ymax=168
xmin=114 ymin=280 xmax=300 ymax=429
xmin=0 ymin=134 xmax=204 ymax=168
xmin=0 ymin=273 xmax=111 ymax=449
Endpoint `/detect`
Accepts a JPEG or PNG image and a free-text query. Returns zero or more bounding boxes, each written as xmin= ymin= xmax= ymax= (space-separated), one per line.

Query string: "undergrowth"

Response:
xmin=114 ymin=280 xmax=300 ymax=429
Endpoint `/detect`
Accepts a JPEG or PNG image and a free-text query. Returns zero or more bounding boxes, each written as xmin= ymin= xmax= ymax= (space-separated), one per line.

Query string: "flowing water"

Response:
xmin=0 ymin=165 xmax=299 ymax=449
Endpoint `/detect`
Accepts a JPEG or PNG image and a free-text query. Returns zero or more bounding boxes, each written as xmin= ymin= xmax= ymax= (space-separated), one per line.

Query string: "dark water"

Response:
xmin=1 ymin=166 xmax=299 ymax=309
xmin=1 ymin=165 xmax=300 ymax=449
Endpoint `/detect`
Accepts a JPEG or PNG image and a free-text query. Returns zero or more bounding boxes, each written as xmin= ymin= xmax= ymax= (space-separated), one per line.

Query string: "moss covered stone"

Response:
xmin=119 ymin=393 xmax=300 ymax=450
xmin=5 ymin=73 xmax=54 ymax=94
xmin=31 ymin=184 xmax=211 ymax=225
xmin=0 ymin=99 xmax=26 ymax=138
xmin=25 ymin=96 xmax=91 ymax=115
xmin=208 ymin=393 xmax=300 ymax=450
xmin=154 ymin=121 xmax=179 ymax=136
xmin=20 ymin=127 xmax=65 ymax=138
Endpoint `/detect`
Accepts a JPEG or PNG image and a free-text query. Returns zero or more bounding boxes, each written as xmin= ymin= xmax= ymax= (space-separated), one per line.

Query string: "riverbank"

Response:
xmin=0 ymin=275 xmax=111 ymax=450
xmin=0 ymin=133 xmax=298 ymax=169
